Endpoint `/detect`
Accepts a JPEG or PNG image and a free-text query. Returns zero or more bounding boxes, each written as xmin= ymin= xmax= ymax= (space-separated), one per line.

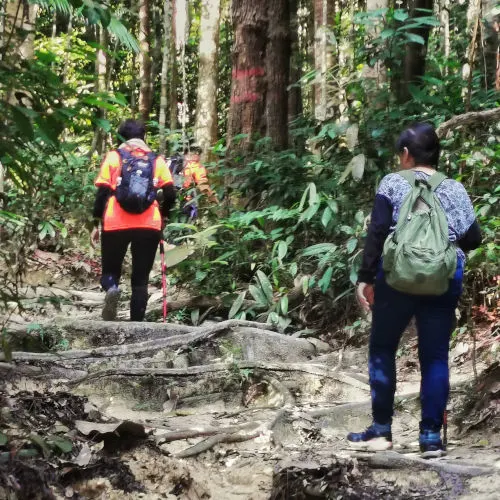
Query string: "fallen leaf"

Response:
xmin=74 ymin=443 xmax=92 ymax=467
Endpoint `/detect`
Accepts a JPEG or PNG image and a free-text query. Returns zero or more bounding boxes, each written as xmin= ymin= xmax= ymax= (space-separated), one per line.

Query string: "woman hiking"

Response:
xmin=348 ymin=123 xmax=481 ymax=458
xmin=91 ymin=119 xmax=176 ymax=322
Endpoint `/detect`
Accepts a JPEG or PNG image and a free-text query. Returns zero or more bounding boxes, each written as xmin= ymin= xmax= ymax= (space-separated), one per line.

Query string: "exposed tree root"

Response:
xmin=175 ymin=405 xmax=289 ymax=458
xmin=66 ymin=361 xmax=369 ymax=392
xmin=358 ymin=450 xmax=496 ymax=477
xmin=0 ymin=320 xmax=282 ymax=362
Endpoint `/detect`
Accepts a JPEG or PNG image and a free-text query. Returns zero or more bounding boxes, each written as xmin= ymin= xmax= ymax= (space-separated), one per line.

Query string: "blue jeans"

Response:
xmin=369 ymin=272 xmax=460 ymax=431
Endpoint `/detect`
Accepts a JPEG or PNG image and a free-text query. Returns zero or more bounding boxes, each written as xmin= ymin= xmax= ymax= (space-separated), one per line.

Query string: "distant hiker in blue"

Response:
xmin=348 ymin=123 xmax=482 ymax=458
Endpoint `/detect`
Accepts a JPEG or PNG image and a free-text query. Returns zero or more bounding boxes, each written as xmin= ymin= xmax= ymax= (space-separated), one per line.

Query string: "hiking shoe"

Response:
xmin=347 ymin=424 xmax=393 ymax=451
xmin=102 ymin=285 xmax=121 ymax=321
xmin=420 ymin=430 xmax=446 ymax=459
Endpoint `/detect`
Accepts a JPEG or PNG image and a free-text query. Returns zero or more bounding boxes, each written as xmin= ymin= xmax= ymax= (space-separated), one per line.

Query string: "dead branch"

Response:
xmin=358 ymin=450 xmax=495 ymax=477
xmin=436 ymin=107 xmax=500 ymax=138
xmin=154 ymin=421 xmax=261 ymax=441
xmin=66 ymin=361 xmax=368 ymax=392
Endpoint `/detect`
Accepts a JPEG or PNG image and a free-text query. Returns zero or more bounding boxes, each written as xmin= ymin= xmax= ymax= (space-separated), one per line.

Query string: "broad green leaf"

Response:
xmin=393 ymin=10 xmax=409 ymax=22
xmin=351 ymin=154 xmax=366 ymax=181
xmin=346 ymin=238 xmax=358 ymax=254
xmin=299 ymin=203 xmax=320 ymax=222
xmin=30 ymin=433 xmax=50 ymax=458
xmin=0 ymin=432 xmax=7 ymax=446
xmin=302 ymin=277 xmax=309 ymax=296
xmin=164 ymin=244 xmax=195 ymax=267
xmin=318 ymin=267 xmax=333 ymax=294
xmin=280 ymin=296 xmax=289 ymax=316
xmin=308 ymin=183 xmax=319 ymax=206
xmin=277 ymin=241 xmax=288 ymax=261
xmin=298 ymin=184 xmax=309 ymax=212
xmin=249 ymin=284 xmax=268 ymax=306
xmin=321 ymin=207 xmax=333 ymax=227
xmin=228 ymin=292 xmax=246 ymax=319
xmin=256 ymin=271 xmax=274 ymax=304
xmin=340 ymin=225 xmax=355 ymax=235
xmin=350 ymin=265 xmax=359 ymax=286
xmin=48 ymin=435 xmax=73 ymax=454
xmin=289 ymin=262 xmax=298 ymax=278
xmin=301 ymin=243 xmax=337 ymax=257
xmin=327 ymin=200 xmax=339 ymax=214
xmin=405 ymin=33 xmax=425 ymax=45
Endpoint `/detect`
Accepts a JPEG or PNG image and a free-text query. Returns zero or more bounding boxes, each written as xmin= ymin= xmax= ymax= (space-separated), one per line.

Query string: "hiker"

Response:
xmin=91 ymin=119 xmax=176 ymax=321
xmin=348 ymin=123 xmax=481 ymax=457
xmin=174 ymin=146 xmax=215 ymax=220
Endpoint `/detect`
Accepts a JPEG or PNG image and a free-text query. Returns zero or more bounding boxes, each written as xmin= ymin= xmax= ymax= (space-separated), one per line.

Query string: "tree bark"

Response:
xmin=288 ymin=0 xmax=303 ymax=124
xmin=194 ymin=0 xmax=221 ymax=161
xmin=227 ymin=0 xmax=268 ymax=153
xmin=362 ymin=0 xmax=388 ymax=99
xmin=265 ymin=0 xmax=290 ymax=149
xmin=481 ymin=0 xmax=500 ymax=90
xmin=397 ymin=0 xmax=434 ymax=103
xmin=159 ymin=0 xmax=172 ymax=155
xmin=313 ymin=0 xmax=335 ymax=121
xmin=169 ymin=0 xmax=178 ymax=131
xmin=138 ymin=0 xmax=152 ymax=121
xmin=440 ymin=0 xmax=450 ymax=74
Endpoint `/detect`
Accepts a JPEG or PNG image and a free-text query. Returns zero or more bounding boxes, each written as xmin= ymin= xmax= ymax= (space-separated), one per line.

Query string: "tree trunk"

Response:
xmin=227 ymin=0 xmax=268 ymax=153
xmin=138 ymin=0 xmax=152 ymax=121
xmin=62 ymin=13 xmax=73 ymax=85
xmin=481 ymin=0 xmax=500 ymax=90
xmin=150 ymin=1 xmax=163 ymax=117
xmin=398 ymin=0 xmax=434 ymax=102
xmin=2 ymin=0 xmax=38 ymax=62
xmin=194 ymin=0 xmax=221 ymax=162
xmin=313 ymin=0 xmax=335 ymax=121
xmin=169 ymin=0 xmax=179 ymax=131
xmin=288 ymin=0 xmax=303 ymax=124
xmin=265 ymin=0 xmax=290 ymax=149
xmin=363 ymin=0 xmax=388 ymax=90
xmin=89 ymin=26 xmax=108 ymax=157
xmin=159 ymin=0 xmax=172 ymax=155
xmin=463 ymin=0 xmax=482 ymax=111
xmin=440 ymin=0 xmax=450 ymax=72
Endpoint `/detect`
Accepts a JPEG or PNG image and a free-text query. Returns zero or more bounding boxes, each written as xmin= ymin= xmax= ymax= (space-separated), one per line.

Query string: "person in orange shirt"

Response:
xmin=178 ymin=146 xmax=215 ymax=218
xmin=91 ymin=119 xmax=176 ymax=321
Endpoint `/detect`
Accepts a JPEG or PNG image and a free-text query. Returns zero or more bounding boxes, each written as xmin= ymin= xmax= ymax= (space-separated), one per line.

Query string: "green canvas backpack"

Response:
xmin=382 ymin=170 xmax=457 ymax=295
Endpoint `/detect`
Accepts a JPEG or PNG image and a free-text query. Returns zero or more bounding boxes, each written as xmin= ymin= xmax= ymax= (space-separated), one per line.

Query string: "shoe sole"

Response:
xmin=102 ymin=289 xmax=121 ymax=321
xmin=348 ymin=438 xmax=393 ymax=452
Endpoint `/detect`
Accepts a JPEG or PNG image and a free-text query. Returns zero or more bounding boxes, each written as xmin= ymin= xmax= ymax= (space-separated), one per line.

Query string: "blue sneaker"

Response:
xmin=347 ymin=424 xmax=393 ymax=451
xmin=102 ymin=285 xmax=121 ymax=321
xmin=419 ymin=430 xmax=446 ymax=458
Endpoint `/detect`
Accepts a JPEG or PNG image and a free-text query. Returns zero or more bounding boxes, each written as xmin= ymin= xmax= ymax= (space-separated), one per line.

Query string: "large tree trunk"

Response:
xmin=265 ymin=0 xmax=290 ymax=149
xmin=288 ymin=0 xmax=303 ymax=124
xmin=169 ymin=1 xmax=178 ymax=131
xmin=313 ymin=0 xmax=334 ymax=121
xmin=227 ymin=0 xmax=268 ymax=153
xmin=362 ymin=0 xmax=388 ymax=100
xmin=481 ymin=0 xmax=500 ymax=90
xmin=194 ymin=0 xmax=221 ymax=161
xmin=89 ymin=26 xmax=108 ymax=157
xmin=3 ymin=0 xmax=38 ymax=61
xmin=138 ymin=0 xmax=152 ymax=121
xmin=397 ymin=0 xmax=434 ymax=102
xmin=159 ymin=0 xmax=172 ymax=155
xmin=440 ymin=0 xmax=450 ymax=73
xmin=463 ymin=0 xmax=482 ymax=110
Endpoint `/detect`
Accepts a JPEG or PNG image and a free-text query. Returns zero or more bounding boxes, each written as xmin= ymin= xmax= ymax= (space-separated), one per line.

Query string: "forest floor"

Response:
xmin=0 ymin=249 xmax=499 ymax=499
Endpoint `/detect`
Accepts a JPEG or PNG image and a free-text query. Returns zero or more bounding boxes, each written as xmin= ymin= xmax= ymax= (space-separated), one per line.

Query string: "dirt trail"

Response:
xmin=1 ymin=255 xmax=499 ymax=499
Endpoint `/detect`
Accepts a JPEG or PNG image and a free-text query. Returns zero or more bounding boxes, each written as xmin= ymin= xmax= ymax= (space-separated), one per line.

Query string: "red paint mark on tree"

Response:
xmin=231 ymin=92 xmax=261 ymax=103
xmin=232 ymin=67 xmax=266 ymax=79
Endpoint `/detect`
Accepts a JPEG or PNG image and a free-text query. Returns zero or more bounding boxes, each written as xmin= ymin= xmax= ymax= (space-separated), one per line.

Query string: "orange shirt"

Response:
xmin=95 ymin=148 xmax=173 ymax=232
xmin=182 ymin=160 xmax=208 ymax=189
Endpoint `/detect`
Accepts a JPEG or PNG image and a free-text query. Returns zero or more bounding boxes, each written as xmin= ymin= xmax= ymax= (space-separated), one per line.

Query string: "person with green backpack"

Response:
xmin=347 ymin=123 xmax=481 ymax=457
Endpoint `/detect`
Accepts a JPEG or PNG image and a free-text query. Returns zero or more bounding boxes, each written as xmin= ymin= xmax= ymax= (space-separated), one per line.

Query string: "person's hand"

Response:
xmin=90 ymin=226 xmax=100 ymax=248
xmin=357 ymin=282 xmax=374 ymax=312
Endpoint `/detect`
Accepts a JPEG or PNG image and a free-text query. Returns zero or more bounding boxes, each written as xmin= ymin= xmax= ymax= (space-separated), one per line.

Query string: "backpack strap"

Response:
xmin=427 ymin=172 xmax=447 ymax=192
xmin=396 ymin=170 xmax=416 ymax=185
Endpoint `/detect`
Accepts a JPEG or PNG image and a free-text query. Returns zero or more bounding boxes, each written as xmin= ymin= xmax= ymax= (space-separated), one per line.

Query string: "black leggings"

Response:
xmin=100 ymin=229 xmax=160 ymax=291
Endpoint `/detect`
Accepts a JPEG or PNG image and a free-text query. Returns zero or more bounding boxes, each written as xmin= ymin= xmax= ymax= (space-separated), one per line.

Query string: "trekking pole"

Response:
xmin=159 ymin=239 xmax=168 ymax=322
xmin=443 ymin=409 xmax=448 ymax=450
